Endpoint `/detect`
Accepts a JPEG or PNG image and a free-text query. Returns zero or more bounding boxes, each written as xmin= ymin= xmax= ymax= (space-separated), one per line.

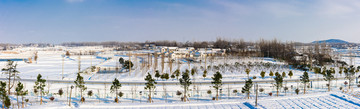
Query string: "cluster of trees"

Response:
xmin=143 ymin=69 xmax=223 ymax=103
xmin=1 ymin=60 xmax=28 ymax=108
xmin=59 ymin=37 xmax=341 ymax=72
xmin=2 ymin=58 xmax=359 ymax=107
xmin=119 ymin=57 xmax=134 ymax=72
xmin=257 ymin=39 xmax=296 ymax=62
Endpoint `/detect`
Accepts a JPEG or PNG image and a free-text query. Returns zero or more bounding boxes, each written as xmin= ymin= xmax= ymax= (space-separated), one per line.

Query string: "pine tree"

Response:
xmin=74 ymin=73 xmax=86 ymax=103
xmin=58 ymin=88 xmax=63 ymax=98
xmin=124 ymin=60 xmax=134 ymax=72
xmin=170 ymin=74 xmax=175 ymax=79
xmin=34 ymin=74 xmax=46 ymax=105
xmin=288 ymin=70 xmax=293 ymax=79
xmin=274 ymin=72 xmax=283 ymax=96
xmin=162 ymin=73 xmax=169 ymax=80
xmin=345 ymin=66 xmax=356 ymax=89
xmin=211 ymin=71 xmax=222 ymax=100
xmin=119 ymin=57 xmax=125 ymax=65
xmin=0 ymin=81 xmax=11 ymax=109
xmin=110 ymin=78 xmax=122 ymax=103
xmin=179 ymin=70 xmax=191 ymax=102
xmin=15 ymin=82 xmax=28 ymax=108
xmin=339 ymin=66 xmax=343 ymax=76
xmin=322 ymin=69 xmax=334 ymax=91
xmin=241 ymin=79 xmax=253 ymax=99
xmin=245 ymin=68 xmax=250 ymax=79
xmin=155 ymin=70 xmax=161 ymax=79
xmin=174 ymin=69 xmax=180 ymax=79
xmin=300 ymin=71 xmax=309 ymax=94
xmin=269 ymin=71 xmax=274 ymax=78
xmin=1 ymin=60 xmax=20 ymax=95
xmin=282 ymin=72 xmax=286 ymax=78
xmin=203 ymin=70 xmax=207 ymax=80
xmin=260 ymin=71 xmax=265 ymax=79
xmin=191 ymin=67 xmax=198 ymax=76
xmin=144 ymin=73 xmax=157 ymax=103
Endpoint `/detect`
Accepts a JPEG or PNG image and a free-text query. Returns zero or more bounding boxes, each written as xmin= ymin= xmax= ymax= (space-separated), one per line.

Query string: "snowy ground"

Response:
xmin=23 ymin=91 xmax=360 ymax=109
xmin=1 ymin=50 xmax=360 ymax=108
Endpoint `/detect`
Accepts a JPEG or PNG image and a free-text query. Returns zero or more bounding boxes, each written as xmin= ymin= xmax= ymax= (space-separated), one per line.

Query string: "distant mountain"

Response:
xmin=311 ymin=39 xmax=349 ymax=44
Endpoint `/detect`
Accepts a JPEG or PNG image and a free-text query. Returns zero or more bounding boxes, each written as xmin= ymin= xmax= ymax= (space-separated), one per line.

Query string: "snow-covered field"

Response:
xmin=24 ymin=91 xmax=360 ymax=109
xmin=1 ymin=49 xmax=360 ymax=108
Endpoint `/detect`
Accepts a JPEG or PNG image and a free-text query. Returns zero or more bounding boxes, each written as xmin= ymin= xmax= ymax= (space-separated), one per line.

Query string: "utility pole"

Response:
xmin=227 ymin=84 xmax=230 ymax=99
xmin=78 ymin=52 xmax=81 ymax=73
xmin=90 ymin=53 xmax=92 ymax=67
xmin=62 ymin=54 xmax=64 ymax=80
xmin=205 ymin=48 xmax=207 ymax=71
xmin=69 ymin=86 xmax=74 ymax=107
xmin=188 ymin=51 xmax=191 ymax=70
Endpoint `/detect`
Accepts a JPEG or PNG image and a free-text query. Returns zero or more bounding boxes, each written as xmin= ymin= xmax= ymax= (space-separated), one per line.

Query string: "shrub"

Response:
xmin=58 ymin=88 xmax=63 ymax=97
xmin=114 ymin=98 xmax=118 ymax=103
xmin=176 ymin=91 xmax=182 ymax=96
xmin=81 ymin=97 xmax=85 ymax=102
xmin=49 ymin=96 xmax=55 ymax=101
xmin=233 ymin=90 xmax=238 ymax=93
xmin=284 ymin=87 xmax=288 ymax=91
xmin=295 ymin=88 xmax=300 ymax=95
xmin=207 ymin=90 xmax=212 ymax=94
xmin=259 ymin=88 xmax=264 ymax=92
xmin=268 ymin=92 xmax=273 ymax=96
xmin=118 ymin=92 xmax=124 ymax=98
xmin=88 ymin=90 xmax=93 ymax=97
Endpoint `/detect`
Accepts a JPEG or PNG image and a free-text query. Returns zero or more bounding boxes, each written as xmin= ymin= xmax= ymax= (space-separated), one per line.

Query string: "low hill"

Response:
xmin=312 ymin=39 xmax=349 ymax=44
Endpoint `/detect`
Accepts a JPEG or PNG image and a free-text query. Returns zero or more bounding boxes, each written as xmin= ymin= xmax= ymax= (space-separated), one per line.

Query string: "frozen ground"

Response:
xmin=1 ymin=50 xmax=360 ymax=108
xmin=0 ymin=50 xmax=354 ymax=82
xmin=23 ymin=91 xmax=360 ymax=109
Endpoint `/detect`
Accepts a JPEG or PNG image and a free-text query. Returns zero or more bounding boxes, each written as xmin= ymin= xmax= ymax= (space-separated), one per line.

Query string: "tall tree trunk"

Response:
xmin=81 ymin=91 xmax=83 ymax=103
xmin=216 ymin=90 xmax=219 ymax=100
xmin=247 ymin=92 xmax=250 ymax=99
xmin=116 ymin=89 xmax=118 ymax=103
xmin=184 ymin=86 xmax=187 ymax=102
xmin=22 ymin=96 xmax=24 ymax=108
xmin=148 ymin=89 xmax=152 ymax=103
xmin=304 ymin=84 xmax=306 ymax=94
xmin=17 ymin=94 xmax=19 ymax=109
xmin=277 ymin=89 xmax=279 ymax=97
xmin=69 ymin=88 xmax=72 ymax=106
xmin=8 ymin=73 xmax=10 ymax=95
xmin=328 ymin=81 xmax=331 ymax=92
xmin=40 ymin=89 xmax=43 ymax=105
xmin=349 ymin=79 xmax=351 ymax=89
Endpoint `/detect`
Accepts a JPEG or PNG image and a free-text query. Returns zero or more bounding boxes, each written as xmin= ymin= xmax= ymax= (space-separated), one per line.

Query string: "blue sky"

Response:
xmin=1 ymin=0 xmax=360 ymax=44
